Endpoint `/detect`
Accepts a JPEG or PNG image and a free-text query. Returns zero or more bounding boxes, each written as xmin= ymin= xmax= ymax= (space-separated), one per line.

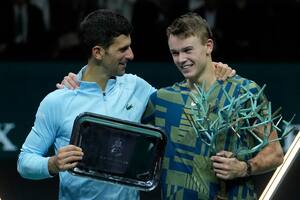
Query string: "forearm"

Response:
xmin=248 ymin=141 xmax=284 ymax=175
xmin=17 ymin=151 xmax=52 ymax=180
xmin=211 ymin=141 xmax=284 ymax=180
xmin=246 ymin=125 xmax=284 ymax=176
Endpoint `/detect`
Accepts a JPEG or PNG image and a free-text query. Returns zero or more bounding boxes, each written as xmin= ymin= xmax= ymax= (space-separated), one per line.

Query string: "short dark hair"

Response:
xmin=79 ymin=9 xmax=133 ymax=57
xmin=166 ymin=12 xmax=213 ymax=44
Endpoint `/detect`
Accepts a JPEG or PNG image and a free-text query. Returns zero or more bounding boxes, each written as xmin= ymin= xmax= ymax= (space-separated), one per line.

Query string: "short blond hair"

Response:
xmin=166 ymin=12 xmax=213 ymax=44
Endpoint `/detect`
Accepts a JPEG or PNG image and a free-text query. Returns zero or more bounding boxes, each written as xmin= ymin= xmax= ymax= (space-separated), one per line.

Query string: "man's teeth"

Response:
xmin=182 ymin=64 xmax=192 ymax=69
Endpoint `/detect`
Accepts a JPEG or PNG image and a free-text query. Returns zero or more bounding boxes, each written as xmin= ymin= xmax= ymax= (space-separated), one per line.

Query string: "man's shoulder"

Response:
xmin=226 ymin=75 xmax=264 ymax=95
xmin=118 ymin=73 xmax=154 ymax=90
xmin=118 ymin=73 xmax=143 ymax=82
xmin=228 ymin=74 xmax=251 ymax=83
xmin=154 ymin=81 xmax=189 ymax=103
xmin=34 ymin=89 xmax=68 ymax=113
xmin=157 ymin=81 xmax=187 ymax=94
xmin=41 ymin=88 xmax=74 ymax=104
xmin=228 ymin=75 xmax=259 ymax=88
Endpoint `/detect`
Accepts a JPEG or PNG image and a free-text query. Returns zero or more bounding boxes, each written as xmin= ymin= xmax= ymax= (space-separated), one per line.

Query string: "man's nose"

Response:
xmin=178 ymin=52 xmax=187 ymax=63
xmin=125 ymin=47 xmax=134 ymax=60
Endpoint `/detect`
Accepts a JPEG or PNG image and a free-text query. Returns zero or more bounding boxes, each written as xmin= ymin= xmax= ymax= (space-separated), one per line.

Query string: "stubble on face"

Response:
xmin=102 ymin=35 xmax=133 ymax=77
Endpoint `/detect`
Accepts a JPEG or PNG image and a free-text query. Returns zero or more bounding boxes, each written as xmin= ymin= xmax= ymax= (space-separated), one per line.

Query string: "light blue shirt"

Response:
xmin=17 ymin=66 xmax=156 ymax=200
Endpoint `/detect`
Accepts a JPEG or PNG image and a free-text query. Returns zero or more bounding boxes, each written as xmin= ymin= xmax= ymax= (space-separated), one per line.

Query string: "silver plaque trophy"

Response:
xmin=69 ymin=112 xmax=167 ymax=191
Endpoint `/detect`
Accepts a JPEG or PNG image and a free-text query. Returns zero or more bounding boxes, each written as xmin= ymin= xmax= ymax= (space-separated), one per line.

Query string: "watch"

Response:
xmin=245 ymin=160 xmax=252 ymax=177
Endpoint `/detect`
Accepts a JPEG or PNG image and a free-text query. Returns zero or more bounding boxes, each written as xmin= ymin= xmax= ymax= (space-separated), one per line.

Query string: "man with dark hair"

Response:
xmin=17 ymin=9 xmax=155 ymax=200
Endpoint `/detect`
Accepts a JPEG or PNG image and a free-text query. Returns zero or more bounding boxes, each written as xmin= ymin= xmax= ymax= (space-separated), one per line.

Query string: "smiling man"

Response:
xmin=17 ymin=9 xmax=155 ymax=200
xmin=143 ymin=12 xmax=283 ymax=199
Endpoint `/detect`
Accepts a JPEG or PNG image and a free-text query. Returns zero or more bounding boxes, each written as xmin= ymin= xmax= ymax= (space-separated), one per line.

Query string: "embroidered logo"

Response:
xmin=126 ymin=104 xmax=133 ymax=110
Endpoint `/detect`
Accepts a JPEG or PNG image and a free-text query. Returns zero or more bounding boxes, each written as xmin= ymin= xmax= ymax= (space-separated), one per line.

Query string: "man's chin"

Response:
xmin=118 ymin=65 xmax=126 ymax=75
xmin=117 ymin=71 xmax=126 ymax=76
xmin=181 ymin=72 xmax=193 ymax=79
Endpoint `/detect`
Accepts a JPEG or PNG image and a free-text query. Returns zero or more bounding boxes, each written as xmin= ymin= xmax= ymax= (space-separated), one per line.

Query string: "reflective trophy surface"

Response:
xmin=69 ymin=112 xmax=167 ymax=191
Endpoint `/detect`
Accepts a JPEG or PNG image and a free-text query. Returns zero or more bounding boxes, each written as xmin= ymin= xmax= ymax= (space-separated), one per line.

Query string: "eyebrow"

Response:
xmin=119 ymin=44 xmax=130 ymax=51
xmin=170 ymin=46 xmax=193 ymax=52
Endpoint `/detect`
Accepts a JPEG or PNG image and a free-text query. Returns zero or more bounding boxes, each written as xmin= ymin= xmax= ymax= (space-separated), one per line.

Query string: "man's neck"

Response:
xmin=187 ymin=62 xmax=216 ymax=92
xmin=82 ymin=64 xmax=110 ymax=91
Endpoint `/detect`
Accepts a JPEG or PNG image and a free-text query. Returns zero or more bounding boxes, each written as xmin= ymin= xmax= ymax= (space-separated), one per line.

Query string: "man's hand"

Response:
xmin=213 ymin=62 xmax=236 ymax=81
xmin=210 ymin=150 xmax=247 ymax=180
xmin=48 ymin=145 xmax=84 ymax=175
xmin=56 ymin=72 xmax=79 ymax=89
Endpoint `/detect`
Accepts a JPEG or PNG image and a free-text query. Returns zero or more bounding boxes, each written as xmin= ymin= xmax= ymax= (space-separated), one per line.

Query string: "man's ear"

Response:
xmin=206 ymin=39 xmax=214 ymax=55
xmin=92 ymin=45 xmax=105 ymax=60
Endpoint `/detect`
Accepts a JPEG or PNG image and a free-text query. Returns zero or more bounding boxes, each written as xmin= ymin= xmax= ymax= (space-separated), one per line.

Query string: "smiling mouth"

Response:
xmin=180 ymin=64 xmax=193 ymax=70
xmin=119 ymin=62 xmax=127 ymax=67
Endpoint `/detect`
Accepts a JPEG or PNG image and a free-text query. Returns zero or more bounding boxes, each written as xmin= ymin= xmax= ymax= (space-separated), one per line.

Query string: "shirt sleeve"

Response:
xmin=17 ymin=92 xmax=61 ymax=180
xmin=243 ymin=80 xmax=270 ymax=121
xmin=131 ymin=74 xmax=156 ymax=119
xmin=141 ymin=91 xmax=157 ymax=125
xmin=135 ymin=75 xmax=156 ymax=97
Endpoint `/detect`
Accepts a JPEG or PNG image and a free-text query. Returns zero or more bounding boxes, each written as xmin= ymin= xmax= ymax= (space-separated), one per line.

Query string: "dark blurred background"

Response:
xmin=0 ymin=0 xmax=299 ymax=62
xmin=0 ymin=0 xmax=299 ymax=199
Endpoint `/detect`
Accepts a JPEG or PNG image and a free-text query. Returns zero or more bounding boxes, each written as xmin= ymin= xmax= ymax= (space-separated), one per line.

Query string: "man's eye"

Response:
xmin=171 ymin=52 xmax=179 ymax=56
xmin=120 ymin=47 xmax=129 ymax=52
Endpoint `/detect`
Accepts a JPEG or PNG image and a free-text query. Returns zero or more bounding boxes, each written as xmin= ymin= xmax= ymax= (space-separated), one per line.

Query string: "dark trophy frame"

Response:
xmin=69 ymin=112 xmax=167 ymax=191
